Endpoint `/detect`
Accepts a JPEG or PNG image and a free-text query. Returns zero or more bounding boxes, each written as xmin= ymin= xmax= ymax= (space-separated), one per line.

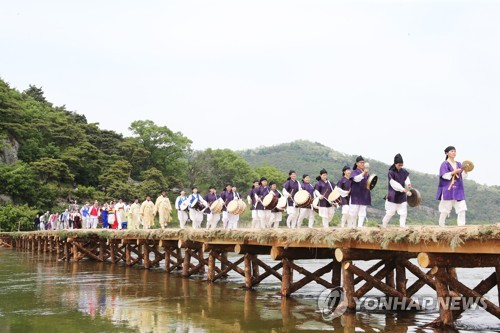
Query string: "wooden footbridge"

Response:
xmin=1 ymin=225 xmax=499 ymax=329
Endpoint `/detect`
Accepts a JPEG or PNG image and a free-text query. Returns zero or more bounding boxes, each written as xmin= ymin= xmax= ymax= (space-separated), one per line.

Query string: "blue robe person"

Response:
xmin=387 ymin=168 xmax=410 ymax=204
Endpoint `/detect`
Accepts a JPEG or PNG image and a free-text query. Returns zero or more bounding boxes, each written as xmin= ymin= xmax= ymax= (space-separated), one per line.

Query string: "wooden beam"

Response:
xmin=354 ymin=261 xmax=395 ymax=299
xmin=342 ymin=262 xmax=356 ymax=312
xmin=332 ymin=260 xmax=341 ymax=287
xmin=178 ymin=239 xmax=202 ymax=250
xmin=418 ymin=252 xmax=500 ymax=268
xmin=353 ymin=260 xmax=385 ymax=285
xmin=271 ymin=246 xmax=334 ymax=260
xmin=433 ymin=267 xmax=454 ymax=329
xmin=335 ymin=248 xmax=415 ymax=262
xmin=251 ymin=258 xmax=283 ymax=285
xmin=281 ymin=259 xmax=293 ymax=297
xmin=288 ymin=261 xmax=334 ymax=294
xmin=202 ymin=243 xmax=235 ymax=253
xmin=406 ymin=267 xmax=437 ymax=297
xmin=234 ymin=244 xmax=271 ymax=255
xmin=496 ymin=267 xmax=500 ymax=307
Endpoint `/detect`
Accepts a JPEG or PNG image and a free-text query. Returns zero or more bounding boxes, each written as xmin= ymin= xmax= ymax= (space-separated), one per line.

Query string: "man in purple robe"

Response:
xmin=314 ymin=169 xmax=347 ymax=227
xmin=282 ymin=170 xmax=301 ymax=228
xmin=269 ymin=181 xmax=283 ymax=228
xmin=204 ymin=186 xmax=221 ymax=229
xmin=337 ymin=166 xmax=352 ymax=227
xmin=382 ymin=154 xmax=411 ymax=228
xmin=348 ymin=156 xmax=371 ymax=227
xmin=247 ymin=180 xmax=260 ymax=228
xmin=297 ymin=174 xmax=316 ymax=228
xmin=436 ymin=146 xmax=468 ymax=226
xmin=255 ymin=177 xmax=272 ymax=228
xmin=220 ymin=184 xmax=234 ymax=229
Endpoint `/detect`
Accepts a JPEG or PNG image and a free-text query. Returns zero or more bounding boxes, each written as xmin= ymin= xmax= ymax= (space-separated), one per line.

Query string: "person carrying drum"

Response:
xmin=297 ymin=174 xmax=316 ymax=228
xmin=282 ymin=170 xmax=301 ymax=229
xmin=337 ymin=166 xmax=352 ymax=227
xmin=187 ymin=186 xmax=207 ymax=229
xmin=174 ymin=191 xmax=189 ymax=229
xmin=348 ymin=156 xmax=371 ymax=228
xmin=221 ymin=184 xmax=234 ymax=229
xmin=382 ymin=154 xmax=412 ymax=228
xmin=436 ymin=146 xmax=468 ymax=226
xmin=229 ymin=186 xmax=242 ymax=229
xmin=269 ymin=182 xmax=283 ymax=228
xmin=254 ymin=177 xmax=272 ymax=229
xmin=314 ymin=169 xmax=347 ymax=228
xmin=247 ymin=180 xmax=261 ymax=229
xmin=204 ymin=186 xmax=221 ymax=230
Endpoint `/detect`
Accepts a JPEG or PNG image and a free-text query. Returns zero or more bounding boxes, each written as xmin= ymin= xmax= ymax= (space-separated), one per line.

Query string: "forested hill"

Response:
xmin=239 ymin=140 xmax=500 ymax=223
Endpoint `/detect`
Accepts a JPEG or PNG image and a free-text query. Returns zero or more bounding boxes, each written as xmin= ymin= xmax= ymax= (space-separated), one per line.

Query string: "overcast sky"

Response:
xmin=1 ymin=1 xmax=499 ymax=186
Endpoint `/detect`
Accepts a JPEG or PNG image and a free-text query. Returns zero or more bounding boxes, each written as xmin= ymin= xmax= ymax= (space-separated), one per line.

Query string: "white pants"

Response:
xmin=178 ymin=211 xmax=188 ymax=229
xmin=271 ymin=212 xmax=282 ymax=228
xmin=89 ymin=216 xmax=99 ymax=229
xmin=82 ymin=216 xmax=90 ymax=229
xmin=438 ymin=200 xmax=467 ymax=226
xmin=340 ymin=205 xmax=350 ymax=227
xmin=298 ymin=208 xmax=315 ymax=228
xmin=286 ymin=206 xmax=299 ymax=228
xmin=348 ymin=205 xmax=367 ymax=228
xmin=257 ymin=210 xmax=272 ymax=229
xmin=318 ymin=206 xmax=335 ymax=228
xmin=251 ymin=210 xmax=261 ymax=229
xmin=207 ymin=213 xmax=221 ymax=229
xmin=227 ymin=213 xmax=239 ymax=229
xmin=189 ymin=209 xmax=204 ymax=228
xmin=222 ymin=211 xmax=229 ymax=229
xmin=382 ymin=201 xmax=408 ymax=227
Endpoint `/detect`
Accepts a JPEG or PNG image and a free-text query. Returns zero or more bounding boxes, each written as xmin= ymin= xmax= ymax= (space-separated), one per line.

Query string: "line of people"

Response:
xmin=34 ymin=147 xmax=469 ymax=230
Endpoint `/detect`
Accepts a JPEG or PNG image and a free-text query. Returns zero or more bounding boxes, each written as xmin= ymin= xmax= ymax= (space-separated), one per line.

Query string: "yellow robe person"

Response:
xmin=154 ymin=195 xmax=172 ymax=229
xmin=140 ymin=199 xmax=155 ymax=229
xmin=128 ymin=202 xmax=141 ymax=230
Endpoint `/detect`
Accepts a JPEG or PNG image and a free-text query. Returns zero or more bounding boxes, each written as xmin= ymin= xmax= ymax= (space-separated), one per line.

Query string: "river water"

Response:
xmin=0 ymin=247 xmax=498 ymax=333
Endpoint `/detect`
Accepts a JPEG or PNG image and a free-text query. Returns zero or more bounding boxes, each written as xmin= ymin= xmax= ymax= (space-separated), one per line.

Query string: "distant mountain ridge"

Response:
xmin=239 ymin=140 xmax=500 ymax=224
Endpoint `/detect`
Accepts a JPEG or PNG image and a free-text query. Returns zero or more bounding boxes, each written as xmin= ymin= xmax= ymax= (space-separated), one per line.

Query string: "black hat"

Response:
xmin=225 ymin=183 xmax=232 ymax=188
xmin=253 ymin=179 xmax=260 ymax=184
xmin=320 ymin=168 xmax=328 ymax=175
xmin=316 ymin=175 xmax=321 ymax=181
xmin=356 ymin=156 xmax=364 ymax=163
xmin=394 ymin=153 xmax=404 ymax=164
xmin=269 ymin=181 xmax=276 ymax=186
xmin=259 ymin=177 xmax=267 ymax=184
xmin=161 ymin=189 xmax=166 ymax=193
xmin=191 ymin=186 xmax=198 ymax=190
xmin=302 ymin=174 xmax=309 ymax=179
xmin=342 ymin=165 xmax=351 ymax=176
xmin=444 ymin=146 xmax=455 ymax=154
xmin=288 ymin=170 xmax=296 ymax=176
xmin=209 ymin=185 xmax=216 ymax=190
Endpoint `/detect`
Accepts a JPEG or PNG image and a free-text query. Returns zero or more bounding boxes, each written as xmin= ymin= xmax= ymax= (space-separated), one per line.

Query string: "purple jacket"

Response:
xmin=436 ymin=161 xmax=466 ymax=201
xmin=220 ymin=190 xmax=234 ymax=212
xmin=204 ymin=193 xmax=219 ymax=214
xmin=314 ymin=180 xmax=336 ymax=208
xmin=255 ymin=186 xmax=271 ymax=210
xmin=387 ymin=168 xmax=409 ymax=204
xmin=337 ymin=177 xmax=352 ymax=206
xmin=349 ymin=169 xmax=371 ymax=206
xmin=283 ymin=179 xmax=300 ymax=206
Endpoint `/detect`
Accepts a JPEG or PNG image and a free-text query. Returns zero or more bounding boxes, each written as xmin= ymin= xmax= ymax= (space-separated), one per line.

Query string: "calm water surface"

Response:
xmin=0 ymin=248 xmax=498 ymax=333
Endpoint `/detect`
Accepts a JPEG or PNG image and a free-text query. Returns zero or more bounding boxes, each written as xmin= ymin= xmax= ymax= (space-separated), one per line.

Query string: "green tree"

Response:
xmin=129 ymin=120 xmax=192 ymax=181
xmin=253 ymin=165 xmax=288 ymax=186
xmin=30 ymin=158 xmax=74 ymax=183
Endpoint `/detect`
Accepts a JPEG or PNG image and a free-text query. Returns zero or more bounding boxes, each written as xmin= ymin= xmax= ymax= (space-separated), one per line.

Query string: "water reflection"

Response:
xmin=0 ymin=248 xmax=499 ymax=333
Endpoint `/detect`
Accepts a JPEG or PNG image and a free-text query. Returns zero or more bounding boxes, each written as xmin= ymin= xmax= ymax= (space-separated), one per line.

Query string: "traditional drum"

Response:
xmin=210 ymin=199 xmax=223 ymax=214
xmin=190 ymin=198 xmax=206 ymax=211
xmin=227 ymin=200 xmax=240 ymax=214
xmin=312 ymin=197 xmax=320 ymax=213
xmin=179 ymin=201 xmax=189 ymax=211
xmin=276 ymin=196 xmax=287 ymax=210
xmin=294 ymin=190 xmax=312 ymax=208
xmin=407 ymin=188 xmax=421 ymax=208
xmin=236 ymin=199 xmax=247 ymax=215
xmin=462 ymin=160 xmax=474 ymax=172
xmin=366 ymin=174 xmax=378 ymax=190
xmin=262 ymin=193 xmax=278 ymax=210
xmin=327 ymin=188 xmax=342 ymax=207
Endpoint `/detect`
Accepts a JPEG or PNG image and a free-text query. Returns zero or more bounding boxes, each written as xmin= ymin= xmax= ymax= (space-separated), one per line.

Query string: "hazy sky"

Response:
xmin=1 ymin=1 xmax=499 ymax=185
